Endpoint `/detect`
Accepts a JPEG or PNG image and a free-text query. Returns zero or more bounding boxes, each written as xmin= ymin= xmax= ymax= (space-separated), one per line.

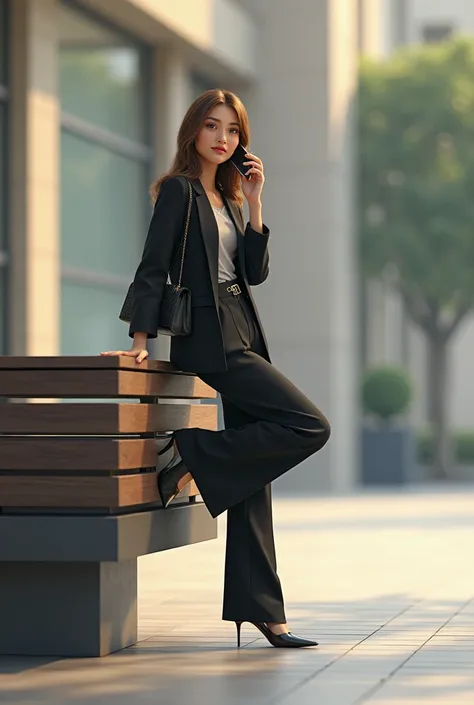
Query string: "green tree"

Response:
xmin=358 ymin=38 xmax=474 ymax=478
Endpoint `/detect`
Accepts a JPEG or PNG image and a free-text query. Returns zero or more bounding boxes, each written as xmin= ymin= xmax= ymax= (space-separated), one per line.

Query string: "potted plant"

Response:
xmin=417 ymin=428 xmax=474 ymax=481
xmin=361 ymin=365 xmax=414 ymax=484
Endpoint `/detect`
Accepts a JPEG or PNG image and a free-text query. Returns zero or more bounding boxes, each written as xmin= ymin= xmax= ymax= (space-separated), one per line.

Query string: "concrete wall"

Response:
xmin=382 ymin=0 xmax=474 ymax=47
xmin=8 ymin=0 xmax=60 ymax=356
xmin=450 ymin=315 xmax=474 ymax=427
xmin=239 ymin=0 xmax=359 ymax=493
xmin=77 ymin=0 xmax=257 ymax=82
xmin=406 ymin=0 xmax=474 ymax=43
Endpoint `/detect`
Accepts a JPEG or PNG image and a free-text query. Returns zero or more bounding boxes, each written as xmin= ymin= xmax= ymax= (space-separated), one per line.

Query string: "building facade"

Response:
xmin=0 ymin=0 xmax=361 ymax=493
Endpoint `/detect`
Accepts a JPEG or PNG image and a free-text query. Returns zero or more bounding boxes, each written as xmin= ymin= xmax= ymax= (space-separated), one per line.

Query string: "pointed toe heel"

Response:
xmin=157 ymin=451 xmax=191 ymax=508
xmin=235 ymin=622 xmax=318 ymax=649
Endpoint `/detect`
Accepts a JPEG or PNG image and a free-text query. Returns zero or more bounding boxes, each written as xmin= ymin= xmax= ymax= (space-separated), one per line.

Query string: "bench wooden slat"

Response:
xmin=0 ymin=370 xmax=216 ymax=399
xmin=0 ymin=438 xmax=164 ymax=471
xmin=0 ymin=356 xmax=177 ymax=371
xmin=0 ymin=475 xmax=200 ymax=508
xmin=0 ymin=403 xmax=218 ymax=434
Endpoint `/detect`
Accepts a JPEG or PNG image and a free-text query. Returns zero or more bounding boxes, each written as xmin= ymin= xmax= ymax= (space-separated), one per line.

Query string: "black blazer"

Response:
xmin=129 ymin=176 xmax=271 ymax=373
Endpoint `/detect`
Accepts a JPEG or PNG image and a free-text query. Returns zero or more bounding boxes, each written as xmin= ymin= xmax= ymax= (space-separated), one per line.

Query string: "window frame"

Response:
xmin=421 ymin=23 xmax=454 ymax=44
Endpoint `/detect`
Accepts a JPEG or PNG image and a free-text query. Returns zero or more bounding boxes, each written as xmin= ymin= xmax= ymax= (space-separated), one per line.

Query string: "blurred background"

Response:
xmin=1 ymin=0 xmax=474 ymax=496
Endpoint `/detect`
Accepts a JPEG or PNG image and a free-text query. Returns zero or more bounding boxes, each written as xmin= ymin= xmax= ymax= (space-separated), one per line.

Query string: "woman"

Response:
xmin=101 ymin=89 xmax=330 ymax=649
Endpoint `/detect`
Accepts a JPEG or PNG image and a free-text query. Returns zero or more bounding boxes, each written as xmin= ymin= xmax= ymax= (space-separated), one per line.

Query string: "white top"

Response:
xmin=212 ymin=205 xmax=238 ymax=283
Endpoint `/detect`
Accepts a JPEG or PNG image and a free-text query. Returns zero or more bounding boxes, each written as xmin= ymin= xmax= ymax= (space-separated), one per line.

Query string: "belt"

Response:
xmin=217 ymin=279 xmax=245 ymax=298
xmin=190 ymin=280 xmax=246 ymax=307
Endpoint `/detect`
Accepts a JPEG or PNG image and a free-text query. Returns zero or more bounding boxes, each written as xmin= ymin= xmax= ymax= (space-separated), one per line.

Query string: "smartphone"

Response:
xmin=230 ymin=144 xmax=251 ymax=179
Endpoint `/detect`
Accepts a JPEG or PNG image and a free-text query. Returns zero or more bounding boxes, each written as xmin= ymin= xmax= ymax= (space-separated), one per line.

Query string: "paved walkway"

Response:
xmin=1 ymin=485 xmax=474 ymax=704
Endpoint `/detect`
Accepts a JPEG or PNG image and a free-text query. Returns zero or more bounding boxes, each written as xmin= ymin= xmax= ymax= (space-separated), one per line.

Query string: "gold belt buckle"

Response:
xmin=227 ymin=284 xmax=242 ymax=296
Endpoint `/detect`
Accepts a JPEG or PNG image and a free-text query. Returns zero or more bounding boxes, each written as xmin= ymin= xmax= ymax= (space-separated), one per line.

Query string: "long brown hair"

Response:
xmin=150 ymin=89 xmax=250 ymax=206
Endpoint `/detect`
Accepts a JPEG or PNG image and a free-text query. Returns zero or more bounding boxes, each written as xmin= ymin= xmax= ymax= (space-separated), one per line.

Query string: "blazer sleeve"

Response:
xmin=129 ymin=177 xmax=188 ymax=339
xmin=244 ymin=221 xmax=270 ymax=286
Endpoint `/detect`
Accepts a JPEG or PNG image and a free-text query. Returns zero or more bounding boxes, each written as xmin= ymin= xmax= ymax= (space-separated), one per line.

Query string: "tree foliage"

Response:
xmin=359 ymin=38 xmax=474 ymax=340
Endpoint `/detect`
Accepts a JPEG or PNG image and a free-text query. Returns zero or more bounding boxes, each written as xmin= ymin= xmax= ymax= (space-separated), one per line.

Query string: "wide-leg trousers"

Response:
xmin=174 ymin=279 xmax=331 ymax=623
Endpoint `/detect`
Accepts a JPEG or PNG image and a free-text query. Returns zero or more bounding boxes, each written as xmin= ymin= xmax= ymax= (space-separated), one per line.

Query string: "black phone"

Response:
xmin=230 ymin=144 xmax=251 ymax=179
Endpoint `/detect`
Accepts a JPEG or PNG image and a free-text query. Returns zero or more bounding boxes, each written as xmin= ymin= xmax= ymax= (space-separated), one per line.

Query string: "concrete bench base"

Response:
xmin=0 ymin=502 xmax=216 ymax=657
xmin=0 ymin=559 xmax=137 ymax=657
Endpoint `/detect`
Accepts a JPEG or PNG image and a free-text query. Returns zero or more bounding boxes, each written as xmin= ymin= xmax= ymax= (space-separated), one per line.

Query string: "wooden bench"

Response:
xmin=0 ymin=356 xmax=218 ymax=657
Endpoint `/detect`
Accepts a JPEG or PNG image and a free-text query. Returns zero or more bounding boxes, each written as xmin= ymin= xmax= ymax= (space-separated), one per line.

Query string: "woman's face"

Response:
xmin=195 ymin=103 xmax=241 ymax=169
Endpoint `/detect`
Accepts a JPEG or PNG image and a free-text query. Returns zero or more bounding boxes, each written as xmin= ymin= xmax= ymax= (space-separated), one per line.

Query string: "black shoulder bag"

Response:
xmin=119 ymin=179 xmax=193 ymax=336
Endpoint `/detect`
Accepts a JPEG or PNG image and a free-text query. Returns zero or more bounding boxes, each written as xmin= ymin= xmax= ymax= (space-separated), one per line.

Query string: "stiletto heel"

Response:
xmin=235 ymin=621 xmax=242 ymax=648
xmin=235 ymin=621 xmax=318 ymax=649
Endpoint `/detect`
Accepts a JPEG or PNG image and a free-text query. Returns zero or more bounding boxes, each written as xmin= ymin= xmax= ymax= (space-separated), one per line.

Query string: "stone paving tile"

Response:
xmin=361 ymin=671 xmax=474 ymax=705
xmin=275 ymin=676 xmax=377 ymax=705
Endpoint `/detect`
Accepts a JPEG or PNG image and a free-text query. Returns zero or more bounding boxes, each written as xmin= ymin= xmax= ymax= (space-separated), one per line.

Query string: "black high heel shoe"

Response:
xmin=157 ymin=435 xmax=191 ymax=508
xmin=157 ymin=435 xmax=175 ymax=458
xmin=235 ymin=621 xmax=318 ymax=649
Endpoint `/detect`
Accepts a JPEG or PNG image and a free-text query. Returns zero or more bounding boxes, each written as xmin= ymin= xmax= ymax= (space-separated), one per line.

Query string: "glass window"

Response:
xmin=0 ymin=0 xmax=6 ymax=86
xmin=60 ymin=132 xmax=146 ymax=277
xmin=61 ymin=281 xmax=128 ymax=356
xmin=59 ymin=2 xmax=151 ymax=357
xmin=422 ymin=24 xmax=454 ymax=44
xmin=191 ymin=72 xmax=216 ymax=100
xmin=0 ymin=268 xmax=5 ymax=354
xmin=59 ymin=3 xmax=147 ymax=143
xmin=0 ymin=103 xmax=6 ymax=252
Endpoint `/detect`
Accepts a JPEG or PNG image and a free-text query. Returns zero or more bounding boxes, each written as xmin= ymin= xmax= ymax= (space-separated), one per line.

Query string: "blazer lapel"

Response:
xmin=190 ymin=179 xmax=219 ymax=304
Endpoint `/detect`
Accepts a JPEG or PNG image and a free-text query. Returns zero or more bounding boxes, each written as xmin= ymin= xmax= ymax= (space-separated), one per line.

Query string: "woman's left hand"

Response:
xmin=241 ymin=152 xmax=265 ymax=204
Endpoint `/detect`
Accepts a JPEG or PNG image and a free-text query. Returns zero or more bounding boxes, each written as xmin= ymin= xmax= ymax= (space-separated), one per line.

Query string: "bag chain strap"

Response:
xmin=176 ymin=180 xmax=193 ymax=290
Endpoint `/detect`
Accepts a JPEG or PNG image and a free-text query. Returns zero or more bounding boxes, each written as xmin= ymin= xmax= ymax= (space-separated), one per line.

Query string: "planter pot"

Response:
xmin=416 ymin=463 xmax=474 ymax=482
xmin=361 ymin=426 xmax=415 ymax=485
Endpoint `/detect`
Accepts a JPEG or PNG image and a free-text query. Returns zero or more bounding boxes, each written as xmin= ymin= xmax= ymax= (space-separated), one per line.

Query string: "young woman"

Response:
xmin=101 ymin=89 xmax=330 ymax=649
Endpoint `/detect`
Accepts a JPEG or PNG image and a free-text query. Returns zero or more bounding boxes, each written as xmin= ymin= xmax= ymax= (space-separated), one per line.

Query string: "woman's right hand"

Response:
xmin=100 ymin=348 xmax=149 ymax=364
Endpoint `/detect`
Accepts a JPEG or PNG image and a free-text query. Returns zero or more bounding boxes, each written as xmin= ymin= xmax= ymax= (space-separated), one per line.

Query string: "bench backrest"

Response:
xmin=0 ymin=356 xmax=217 ymax=514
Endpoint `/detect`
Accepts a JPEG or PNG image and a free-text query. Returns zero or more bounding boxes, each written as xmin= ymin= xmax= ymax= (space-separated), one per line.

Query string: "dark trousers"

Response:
xmin=174 ymin=280 xmax=330 ymax=623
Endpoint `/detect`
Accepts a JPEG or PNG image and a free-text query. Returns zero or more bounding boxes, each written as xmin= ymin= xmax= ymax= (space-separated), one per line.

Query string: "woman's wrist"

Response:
xmin=133 ymin=333 xmax=147 ymax=349
xmin=248 ymin=200 xmax=263 ymax=233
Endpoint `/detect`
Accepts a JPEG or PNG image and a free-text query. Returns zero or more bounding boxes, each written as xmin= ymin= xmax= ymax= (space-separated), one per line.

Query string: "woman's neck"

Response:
xmin=199 ymin=160 xmax=219 ymax=194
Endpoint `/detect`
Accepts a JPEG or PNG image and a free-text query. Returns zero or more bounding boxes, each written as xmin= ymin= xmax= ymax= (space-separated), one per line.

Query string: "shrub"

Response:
xmin=456 ymin=432 xmax=474 ymax=464
xmin=417 ymin=429 xmax=474 ymax=465
xmin=362 ymin=365 xmax=413 ymax=424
